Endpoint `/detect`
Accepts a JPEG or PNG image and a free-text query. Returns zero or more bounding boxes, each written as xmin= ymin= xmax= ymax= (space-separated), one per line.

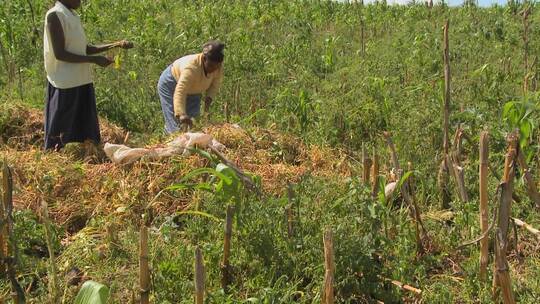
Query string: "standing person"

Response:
xmin=158 ymin=41 xmax=225 ymax=134
xmin=43 ymin=0 xmax=133 ymax=150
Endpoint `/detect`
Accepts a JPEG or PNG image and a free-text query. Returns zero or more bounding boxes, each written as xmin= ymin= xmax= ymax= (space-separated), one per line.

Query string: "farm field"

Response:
xmin=1 ymin=1 xmax=540 ymax=303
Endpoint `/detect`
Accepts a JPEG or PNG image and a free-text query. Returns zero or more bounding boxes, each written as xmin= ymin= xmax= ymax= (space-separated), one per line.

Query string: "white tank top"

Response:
xmin=43 ymin=1 xmax=92 ymax=89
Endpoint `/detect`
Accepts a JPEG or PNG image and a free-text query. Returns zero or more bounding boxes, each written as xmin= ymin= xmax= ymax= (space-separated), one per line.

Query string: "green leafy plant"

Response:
xmin=4 ymin=1 xmax=540 ymax=303
xmin=502 ymin=99 xmax=536 ymax=149
xmin=167 ymin=162 xmax=242 ymax=202
xmin=74 ymin=281 xmax=110 ymax=304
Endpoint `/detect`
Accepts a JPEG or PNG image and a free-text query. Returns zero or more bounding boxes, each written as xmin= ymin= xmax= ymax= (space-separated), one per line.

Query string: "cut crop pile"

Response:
xmin=1 ymin=106 xmax=353 ymax=233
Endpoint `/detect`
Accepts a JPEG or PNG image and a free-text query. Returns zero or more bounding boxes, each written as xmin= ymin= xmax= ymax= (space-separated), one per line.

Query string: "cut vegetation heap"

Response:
xmin=1 ymin=0 xmax=540 ymax=303
xmin=0 ymin=104 xmax=352 ymax=230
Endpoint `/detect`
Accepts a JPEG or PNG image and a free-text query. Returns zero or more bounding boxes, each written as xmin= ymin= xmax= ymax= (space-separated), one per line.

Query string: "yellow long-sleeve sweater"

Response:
xmin=171 ymin=53 xmax=224 ymax=117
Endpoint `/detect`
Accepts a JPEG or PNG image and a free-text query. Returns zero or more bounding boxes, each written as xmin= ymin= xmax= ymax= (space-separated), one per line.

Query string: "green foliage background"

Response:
xmin=1 ymin=0 xmax=540 ymax=303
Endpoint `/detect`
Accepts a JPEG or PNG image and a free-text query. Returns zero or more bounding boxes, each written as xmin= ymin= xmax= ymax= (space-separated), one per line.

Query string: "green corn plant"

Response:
xmin=166 ymin=167 xmax=232 ymax=194
xmin=167 ymin=162 xmax=244 ymax=203
xmin=73 ymin=281 xmax=110 ymax=304
xmin=502 ymin=98 xmax=536 ymax=151
xmin=296 ymin=90 xmax=314 ymax=134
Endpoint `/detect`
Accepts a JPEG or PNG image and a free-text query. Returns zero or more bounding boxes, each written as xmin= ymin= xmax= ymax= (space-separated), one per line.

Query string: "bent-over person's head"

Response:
xmin=59 ymin=0 xmax=82 ymax=10
xmin=202 ymin=40 xmax=225 ymax=74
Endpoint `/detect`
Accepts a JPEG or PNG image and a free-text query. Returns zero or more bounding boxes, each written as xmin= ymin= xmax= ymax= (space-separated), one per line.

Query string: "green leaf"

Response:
xmin=128 ymin=71 xmax=138 ymax=80
xmin=74 ymin=281 xmax=109 ymax=304
xmin=166 ymin=182 xmax=214 ymax=193
xmin=114 ymin=54 xmax=122 ymax=69
xmin=237 ymin=108 xmax=267 ymax=125
xmin=194 ymin=183 xmax=214 ymax=192
xmin=215 ymin=163 xmax=242 ymax=201
xmin=502 ymin=101 xmax=516 ymax=123
xmin=471 ymin=63 xmax=489 ymax=77
xmin=526 ymin=149 xmax=535 ymax=164
xmin=216 ymin=163 xmax=240 ymax=184
xmin=187 ymin=147 xmax=217 ymax=163
xmin=368 ymin=204 xmax=378 ymax=219
xmin=165 ymin=184 xmax=190 ymax=191
xmin=179 ymin=167 xmax=232 ymax=185
xmin=397 ymin=171 xmax=413 ymax=190
xmin=520 ymin=120 xmax=532 ymax=140
xmin=523 ymin=107 xmax=534 ymax=121
xmin=377 ymin=177 xmax=387 ymax=204
xmin=175 ymin=210 xmax=221 ymax=222
xmin=216 ymin=163 xmax=234 ymax=175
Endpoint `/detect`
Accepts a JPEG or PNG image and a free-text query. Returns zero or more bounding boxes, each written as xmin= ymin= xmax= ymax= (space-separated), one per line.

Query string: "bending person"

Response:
xmin=158 ymin=41 xmax=224 ymax=133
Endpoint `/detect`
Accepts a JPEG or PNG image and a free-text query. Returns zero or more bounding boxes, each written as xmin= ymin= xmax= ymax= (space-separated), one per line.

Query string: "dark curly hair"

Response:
xmin=202 ymin=40 xmax=225 ymax=63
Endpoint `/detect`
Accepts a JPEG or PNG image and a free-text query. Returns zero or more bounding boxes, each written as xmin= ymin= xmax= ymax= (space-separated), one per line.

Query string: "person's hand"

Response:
xmin=117 ymin=40 xmax=134 ymax=49
xmin=176 ymin=114 xmax=193 ymax=128
xmin=204 ymin=97 xmax=212 ymax=112
xmin=93 ymin=56 xmax=113 ymax=67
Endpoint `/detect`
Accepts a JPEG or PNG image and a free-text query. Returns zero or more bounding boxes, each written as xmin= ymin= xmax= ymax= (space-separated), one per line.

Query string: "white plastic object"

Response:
xmin=104 ymin=132 xmax=225 ymax=165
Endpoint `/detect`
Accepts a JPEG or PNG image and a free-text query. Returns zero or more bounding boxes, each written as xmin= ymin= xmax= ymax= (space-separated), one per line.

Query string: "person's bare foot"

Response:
xmin=83 ymin=140 xmax=99 ymax=161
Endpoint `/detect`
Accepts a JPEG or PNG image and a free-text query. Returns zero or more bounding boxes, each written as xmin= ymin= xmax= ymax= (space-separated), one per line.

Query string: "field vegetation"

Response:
xmin=1 ymin=0 xmax=540 ymax=303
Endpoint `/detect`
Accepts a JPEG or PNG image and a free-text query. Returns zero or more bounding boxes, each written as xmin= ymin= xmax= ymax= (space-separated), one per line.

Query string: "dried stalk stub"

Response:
xmin=195 ymin=247 xmax=205 ymax=304
xmin=322 ymin=229 xmax=334 ymax=304
xmin=222 ymin=206 xmax=234 ymax=291
xmin=139 ymin=224 xmax=150 ymax=304
xmin=479 ymin=131 xmax=489 ymax=281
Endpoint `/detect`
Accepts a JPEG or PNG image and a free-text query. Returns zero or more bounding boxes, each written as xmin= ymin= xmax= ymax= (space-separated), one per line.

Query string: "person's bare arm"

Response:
xmin=87 ymin=40 xmax=134 ymax=55
xmin=47 ymin=12 xmax=111 ymax=67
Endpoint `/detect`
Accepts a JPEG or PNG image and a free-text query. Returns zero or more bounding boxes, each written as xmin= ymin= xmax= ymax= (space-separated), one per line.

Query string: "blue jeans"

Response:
xmin=158 ymin=65 xmax=201 ymax=134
